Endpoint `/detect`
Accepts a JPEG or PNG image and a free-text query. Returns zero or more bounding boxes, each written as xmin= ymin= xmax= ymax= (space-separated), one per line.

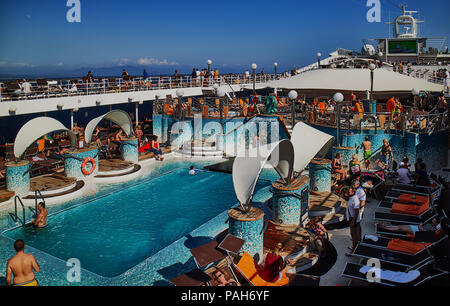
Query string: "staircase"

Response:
xmin=174 ymin=140 xmax=224 ymax=158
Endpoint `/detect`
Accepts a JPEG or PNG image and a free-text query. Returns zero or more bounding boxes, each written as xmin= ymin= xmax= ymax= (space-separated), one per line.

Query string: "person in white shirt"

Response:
xmin=346 ymin=186 xmax=362 ymax=256
xmin=397 ymin=162 xmax=411 ymax=184
xmin=21 ymin=79 xmax=32 ymax=94
xmin=189 ymin=166 xmax=199 ymax=175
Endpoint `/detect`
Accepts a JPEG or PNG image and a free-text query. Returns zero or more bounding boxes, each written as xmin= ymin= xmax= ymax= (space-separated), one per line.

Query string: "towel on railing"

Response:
xmin=359 ymin=265 xmax=420 ymax=284
xmin=391 ymin=202 xmax=429 ymax=216
xmin=387 ymin=239 xmax=430 ymax=254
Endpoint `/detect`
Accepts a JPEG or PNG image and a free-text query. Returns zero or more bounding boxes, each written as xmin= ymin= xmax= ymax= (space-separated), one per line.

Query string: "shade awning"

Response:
xmin=232 ymin=139 xmax=294 ymax=207
xmin=290 ymin=122 xmax=334 ymax=174
xmin=14 ymin=117 xmax=76 ymax=159
xmin=84 ymin=110 xmax=133 ymax=144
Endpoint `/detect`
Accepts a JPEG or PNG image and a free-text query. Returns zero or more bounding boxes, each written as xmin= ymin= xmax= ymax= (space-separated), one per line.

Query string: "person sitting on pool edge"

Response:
xmin=212 ymin=267 xmax=240 ymax=286
xmin=29 ymin=202 xmax=48 ymax=229
xmin=6 ymin=239 xmax=40 ymax=286
xmin=189 ymin=166 xmax=199 ymax=175
xmin=150 ymin=136 xmax=164 ymax=161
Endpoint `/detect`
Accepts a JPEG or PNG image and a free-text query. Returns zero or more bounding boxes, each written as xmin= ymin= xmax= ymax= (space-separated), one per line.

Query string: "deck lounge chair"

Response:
xmin=392 ymin=183 xmax=441 ymax=203
xmin=342 ymin=262 xmax=447 ymax=286
xmin=171 ymin=235 xmax=244 ymax=286
xmin=351 ymin=244 xmax=433 ymax=271
xmin=169 ymin=269 xmax=211 ymax=286
xmin=374 ymin=208 xmax=437 ymax=225
xmin=233 ymin=252 xmax=290 ymax=286
xmin=360 ymin=234 xmax=447 ymax=254
xmin=376 ymin=210 xmax=448 ymax=240
xmin=377 ymin=200 xmax=432 ymax=217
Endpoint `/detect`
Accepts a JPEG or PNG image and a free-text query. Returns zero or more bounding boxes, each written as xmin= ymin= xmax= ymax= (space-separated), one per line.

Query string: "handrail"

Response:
xmin=9 ymin=196 xmax=26 ymax=226
xmin=31 ymin=190 xmax=45 ymax=218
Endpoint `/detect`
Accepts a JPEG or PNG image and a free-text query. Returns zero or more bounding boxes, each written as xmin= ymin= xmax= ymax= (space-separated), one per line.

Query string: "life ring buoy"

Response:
xmin=81 ymin=157 xmax=96 ymax=176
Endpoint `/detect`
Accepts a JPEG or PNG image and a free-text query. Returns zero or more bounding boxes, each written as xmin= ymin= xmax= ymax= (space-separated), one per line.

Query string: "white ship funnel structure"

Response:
xmin=232 ymin=139 xmax=294 ymax=211
xmin=14 ymin=117 xmax=77 ymax=159
xmin=291 ymin=122 xmax=334 ymax=174
xmin=85 ymin=110 xmax=133 ymax=144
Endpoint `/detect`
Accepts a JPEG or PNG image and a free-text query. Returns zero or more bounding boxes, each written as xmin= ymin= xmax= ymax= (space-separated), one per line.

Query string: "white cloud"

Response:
xmin=112 ymin=58 xmax=132 ymax=66
xmin=0 ymin=61 xmax=35 ymax=68
xmin=56 ymin=62 xmax=64 ymax=67
xmin=137 ymin=57 xmax=179 ymax=66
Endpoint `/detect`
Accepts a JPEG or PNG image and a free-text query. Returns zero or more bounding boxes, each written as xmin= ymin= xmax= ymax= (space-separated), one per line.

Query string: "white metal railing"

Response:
xmin=0 ymin=74 xmax=284 ymax=102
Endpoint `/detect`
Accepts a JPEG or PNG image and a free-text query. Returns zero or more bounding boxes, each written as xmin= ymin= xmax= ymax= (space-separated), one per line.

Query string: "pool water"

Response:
xmin=3 ymin=167 xmax=270 ymax=277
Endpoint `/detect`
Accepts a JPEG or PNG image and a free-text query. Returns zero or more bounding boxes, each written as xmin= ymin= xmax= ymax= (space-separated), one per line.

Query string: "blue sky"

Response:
xmin=0 ymin=0 xmax=449 ymax=76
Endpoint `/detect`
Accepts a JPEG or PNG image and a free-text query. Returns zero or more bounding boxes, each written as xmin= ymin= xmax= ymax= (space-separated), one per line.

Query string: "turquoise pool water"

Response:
xmin=3 ymin=167 xmax=270 ymax=278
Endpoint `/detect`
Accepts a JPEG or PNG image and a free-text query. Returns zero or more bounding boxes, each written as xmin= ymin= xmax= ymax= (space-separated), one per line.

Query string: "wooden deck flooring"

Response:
xmin=309 ymin=191 xmax=347 ymax=210
xmin=0 ymin=188 xmax=14 ymax=203
xmin=30 ymin=174 xmax=77 ymax=192
xmin=98 ymin=159 xmax=134 ymax=172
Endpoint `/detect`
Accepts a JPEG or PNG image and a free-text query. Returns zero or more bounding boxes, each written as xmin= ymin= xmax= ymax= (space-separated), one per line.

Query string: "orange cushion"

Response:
xmin=391 ymin=202 xmax=429 ymax=216
xmin=235 ymin=252 xmax=289 ymax=287
xmin=398 ymin=194 xmax=429 ymax=206
xmin=387 ymin=239 xmax=430 ymax=254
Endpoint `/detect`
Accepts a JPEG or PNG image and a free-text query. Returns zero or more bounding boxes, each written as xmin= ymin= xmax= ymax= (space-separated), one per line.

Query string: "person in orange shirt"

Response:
xmin=318 ymin=101 xmax=326 ymax=116
xmin=386 ymin=97 xmax=396 ymax=113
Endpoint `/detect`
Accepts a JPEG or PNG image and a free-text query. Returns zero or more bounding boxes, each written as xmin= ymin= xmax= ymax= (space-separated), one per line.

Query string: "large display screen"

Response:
xmin=388 ymin=40 xmax=418 ymax=54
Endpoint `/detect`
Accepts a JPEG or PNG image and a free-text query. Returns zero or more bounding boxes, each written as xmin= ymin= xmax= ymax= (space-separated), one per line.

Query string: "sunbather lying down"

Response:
xmin=378 ymin=218 xmax=440 ymax=235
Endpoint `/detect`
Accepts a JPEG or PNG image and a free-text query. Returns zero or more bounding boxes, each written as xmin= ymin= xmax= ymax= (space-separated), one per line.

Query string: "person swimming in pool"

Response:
xmin=189 ymin=166 xmax=199 ymax=175
xmin=6 ymin=239 xmax=40 ymax=286
xmin=30 ymin=202 xmax=48 ymax=229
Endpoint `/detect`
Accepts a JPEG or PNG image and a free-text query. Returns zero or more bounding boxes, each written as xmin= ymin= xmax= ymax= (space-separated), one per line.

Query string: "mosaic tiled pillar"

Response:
xmin=121 ymin=137 xmax=139 ymax=164
xmin=309 ymin=158 xmax=332 ymax=192
xmin=6 ymin=160 xmax=30 ymax=197
xmin=153 ymin=115 xmax=163 ymax=140
xmin=64 ymin=147 xmax=99 ymax=179
xmin=228 ymin=207 xmax=264 ymax=262
xmin=216 ymin=134 xmax=224 ymax=151
xmin=272 ymin=176 xmax=310 ymax=226
xmin=161 ymin=116 xmax=169 ymax=144
xmin=332 ymin=147 xmax=356 ymax=168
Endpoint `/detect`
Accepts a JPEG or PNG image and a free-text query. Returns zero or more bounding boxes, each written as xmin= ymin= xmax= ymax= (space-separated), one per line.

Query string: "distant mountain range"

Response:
xmin=0 ymin=63 xmax=256 ymax=81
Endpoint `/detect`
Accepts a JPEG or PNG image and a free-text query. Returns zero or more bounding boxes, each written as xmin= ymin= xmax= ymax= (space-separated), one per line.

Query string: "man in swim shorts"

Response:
xmin=6 ymin=239 xmax=40 ymax=286
xmin=361 ymin=136 xmax=372 ymax=171
xmin=30 ymin=202 xmax=48 ymax=228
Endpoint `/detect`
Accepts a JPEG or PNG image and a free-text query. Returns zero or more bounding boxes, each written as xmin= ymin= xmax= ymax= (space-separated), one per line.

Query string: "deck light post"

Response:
xmin=288 ymin=90 xmax=298 ymax=127
xmin=333 ymin=92 xmax=344 ymax=147
xmin=274 ymin=62 xmax=278 ymax=76
xmin=317 ymin=53 xmax=321 ymax=69
xmin=369 ymin=63 xmax=376 ymax=101
xmin=251 ymin=63 xmax=257 ymax=93
xmin=412 ymin=88 xmax=420 ymax=108
xmin=207 ymin=59 xmax=212 ymax=75
xmin=217 ymin=88 xmax=225 ymax=128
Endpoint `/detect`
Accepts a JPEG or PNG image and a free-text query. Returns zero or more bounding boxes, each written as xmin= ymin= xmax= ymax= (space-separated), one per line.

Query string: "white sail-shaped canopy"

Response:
xmin=232 ymin=139 xmax=294 ymax=208
xmin=85 ymin=110 xmax=133 ymax=144
xmin=14 ymin=117 xmax=77 ymax=159
xmin=290 ymin=122 xmax=334 ymax=174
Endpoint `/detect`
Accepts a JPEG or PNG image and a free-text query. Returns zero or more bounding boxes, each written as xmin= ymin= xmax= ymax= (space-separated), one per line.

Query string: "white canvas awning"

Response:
xmin=84 ymin=110 xmax=133 ymax=144
xmin=232 ymin=139 xmax=294 ymax=208
xmin=290 ymin=122 xmax=334 ymax=174
xmin=14 ymin=117 xmax=77 ymax=159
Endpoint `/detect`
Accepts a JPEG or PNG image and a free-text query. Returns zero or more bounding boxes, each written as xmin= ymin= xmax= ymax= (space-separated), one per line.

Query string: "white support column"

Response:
xmin=135 ymin=102 xmax=139 ymax=127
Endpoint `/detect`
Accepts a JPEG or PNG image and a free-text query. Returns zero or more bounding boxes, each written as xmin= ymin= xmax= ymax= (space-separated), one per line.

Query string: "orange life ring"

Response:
xmin=81 ymin=157 xmax=96 ymax=176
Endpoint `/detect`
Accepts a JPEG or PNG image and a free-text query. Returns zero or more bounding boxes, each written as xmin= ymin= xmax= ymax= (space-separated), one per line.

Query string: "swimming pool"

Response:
xmin=3 ymin=166 xmax=270 ymax=278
